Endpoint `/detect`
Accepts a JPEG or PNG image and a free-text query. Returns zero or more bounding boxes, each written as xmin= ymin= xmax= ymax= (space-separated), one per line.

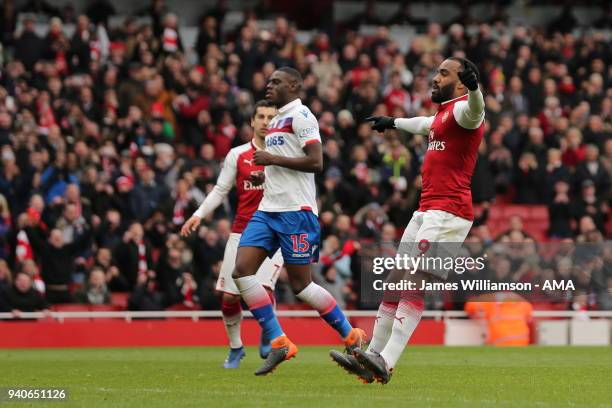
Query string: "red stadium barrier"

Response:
xmin=0 ymin=318 xmax=444 ymax=348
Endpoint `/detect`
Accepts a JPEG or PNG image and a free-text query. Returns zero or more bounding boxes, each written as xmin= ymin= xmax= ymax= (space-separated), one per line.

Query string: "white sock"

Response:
xmin=234 ymin=276 xmax=272 ymax=309
xmin=221 ymin=299 xmax=243 ymax=349
xmin=379 ymin=293 xmax=424 ymax=369
xmin=366 ymin=301 xmax=398 ymax=355
xmin=295 ymin=282 xmax=337 ymax=312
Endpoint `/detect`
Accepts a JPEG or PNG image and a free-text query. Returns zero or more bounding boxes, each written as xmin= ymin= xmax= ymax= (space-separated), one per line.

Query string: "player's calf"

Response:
xmin=221 ymin=293 xmax=243 ymax=351
xmin=233 ymin=248 xmax=285 ymax=347
xmin=293 ymin=281 xmax=360 ymax=340
xmin=259 ymin=289 xmax=276 ymax=359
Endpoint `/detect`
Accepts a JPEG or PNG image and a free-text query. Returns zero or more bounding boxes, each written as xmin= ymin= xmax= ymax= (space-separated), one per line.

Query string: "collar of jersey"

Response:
xmin=278 ymin=98 xmax=302 ymax=114
xmin=440 ymin=93 xmax=469 ymax=106
xmin=251 ymin=140 xmax=263 ymax=150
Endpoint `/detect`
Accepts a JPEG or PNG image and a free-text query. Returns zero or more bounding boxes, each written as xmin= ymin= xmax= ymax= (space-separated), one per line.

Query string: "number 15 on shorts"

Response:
xmin=290 ymin=234 xmax=310 ymax=253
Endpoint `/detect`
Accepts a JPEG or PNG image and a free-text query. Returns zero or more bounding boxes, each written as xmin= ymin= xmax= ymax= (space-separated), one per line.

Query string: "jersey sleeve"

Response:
xmin=394 ymin=116 xmax=434 ymax=135
xmin=292 ymin=107 xmax=321 ymax=148
xmin=193 ymin=149 xmax=237 ymax=218
xmin=453 ymin=88 xmax=485 ymax=130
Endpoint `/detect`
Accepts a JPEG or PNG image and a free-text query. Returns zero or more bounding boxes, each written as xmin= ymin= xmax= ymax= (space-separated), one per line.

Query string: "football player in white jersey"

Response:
xmin=181 ymin=100 xmax=283 ymax=368
xmin=230 ymin=67 xmax=366 ymax=376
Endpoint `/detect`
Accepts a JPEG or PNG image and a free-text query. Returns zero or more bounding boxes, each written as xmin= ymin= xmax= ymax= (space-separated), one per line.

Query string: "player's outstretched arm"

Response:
xmin=253 ymin=142 xmax=323 ymax=173
xmin=366 ymin=115 xmax=434 ymax=136
xmin=393 ymin=116 xmax=434 ymax=135
xmin=180 ymin=151 xmax=237 ymax=237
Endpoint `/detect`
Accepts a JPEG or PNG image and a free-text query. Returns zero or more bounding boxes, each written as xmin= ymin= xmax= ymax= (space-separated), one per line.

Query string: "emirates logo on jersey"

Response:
xmin=428 ymin=130 xmax=446 ymax=151
xmin=243 ymin=180 xmax=264 ymax=190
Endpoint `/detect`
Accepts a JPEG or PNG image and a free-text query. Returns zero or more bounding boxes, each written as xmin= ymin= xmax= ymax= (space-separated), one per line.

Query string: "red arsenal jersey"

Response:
xmin=230 ymin=142 xmax=265 ymax=233
xmin=419 ymin=95 xmax=485 ymax=221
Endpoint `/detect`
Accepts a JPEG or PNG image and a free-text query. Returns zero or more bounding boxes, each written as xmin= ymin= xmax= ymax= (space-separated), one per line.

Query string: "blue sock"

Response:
xmin=250 ymin=304 xmax=284 ymax=341
xmin=321 ymin=305 xmax=353 ymax=338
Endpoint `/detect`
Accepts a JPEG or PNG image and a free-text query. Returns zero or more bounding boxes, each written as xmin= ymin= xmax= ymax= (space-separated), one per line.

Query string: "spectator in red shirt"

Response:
xmin=383 ymin=71 xmax=411 ymax=115
xmin=173 ymin=78 xmax=210 ymax=149
xmin=561 ymin=127 xmax=586 ymax=167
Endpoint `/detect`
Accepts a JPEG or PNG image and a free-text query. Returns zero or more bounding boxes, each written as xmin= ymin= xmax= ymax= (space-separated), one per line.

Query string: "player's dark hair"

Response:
xmin=252 ymin=100 xmax=276 ymax=118
xmin=277 ymin=66 xmax=303 ymax=84
xmin=448 ymin=57 xmax=480 ymax=82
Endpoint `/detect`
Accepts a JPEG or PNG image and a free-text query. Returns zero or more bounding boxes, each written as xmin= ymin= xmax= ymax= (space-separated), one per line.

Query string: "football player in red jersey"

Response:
xmin=332 ymin=58 xmax=485 ymax=384
xmin=181 ymin=100 xmax=282 ymax=368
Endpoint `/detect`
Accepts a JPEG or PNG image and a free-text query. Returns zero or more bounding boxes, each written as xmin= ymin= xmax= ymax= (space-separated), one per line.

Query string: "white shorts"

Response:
xmin=215 ymin=233 xmax=283 ymax=295
xmin=398 ymin=210 xmax=473 ymax=279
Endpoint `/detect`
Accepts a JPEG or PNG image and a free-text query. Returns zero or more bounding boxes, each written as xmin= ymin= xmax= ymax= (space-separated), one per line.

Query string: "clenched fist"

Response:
xmin=254 ymin=151 xmax=276 ymax=166
xmin=458 ymin=61 xmax=479 ymax=91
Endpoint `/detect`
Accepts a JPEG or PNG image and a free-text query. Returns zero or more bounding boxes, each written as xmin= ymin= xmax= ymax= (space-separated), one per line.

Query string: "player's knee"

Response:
xmin=285 ymin=264 xmax=312 ymax=294
xmin=232 ymin=258 xmax=250 ymax=279
xmin=290 ymin=283 xmax=308 ymax=295
xmin=288 ymin=276 xmax=312 ymax=294
xmin=231 ymin=266 xmax=243 ymax=280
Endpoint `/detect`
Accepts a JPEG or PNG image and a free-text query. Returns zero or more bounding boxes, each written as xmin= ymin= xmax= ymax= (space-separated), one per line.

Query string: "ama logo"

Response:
xmin=428 ymin=130 xmax=446 ymax=151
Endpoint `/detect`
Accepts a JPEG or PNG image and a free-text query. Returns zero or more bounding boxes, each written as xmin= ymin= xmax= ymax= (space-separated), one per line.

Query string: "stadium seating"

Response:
xmin=110 ymin=293 xmax=130 ymax=309
xmin=486 ymin=204 xmax=550 ymax=242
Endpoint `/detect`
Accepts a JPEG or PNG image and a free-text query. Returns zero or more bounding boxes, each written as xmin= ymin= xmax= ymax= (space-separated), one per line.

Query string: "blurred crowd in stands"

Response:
xmin=0 ymin=0 xmax=609 ymax=314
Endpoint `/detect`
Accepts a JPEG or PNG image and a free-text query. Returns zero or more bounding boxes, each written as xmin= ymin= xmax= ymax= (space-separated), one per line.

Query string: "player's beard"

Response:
xmin=431 ymin=82 xmax=455 ymax=104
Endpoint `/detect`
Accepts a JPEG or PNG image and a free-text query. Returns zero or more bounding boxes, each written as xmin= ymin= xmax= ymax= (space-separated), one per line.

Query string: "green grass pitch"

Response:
xmin=1 ymin=346 xmax=611 ymax=408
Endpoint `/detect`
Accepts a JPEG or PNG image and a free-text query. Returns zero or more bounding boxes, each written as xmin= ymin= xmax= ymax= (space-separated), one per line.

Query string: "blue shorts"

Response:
xmin=239 ymin=210 xmax=320 ymax=265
